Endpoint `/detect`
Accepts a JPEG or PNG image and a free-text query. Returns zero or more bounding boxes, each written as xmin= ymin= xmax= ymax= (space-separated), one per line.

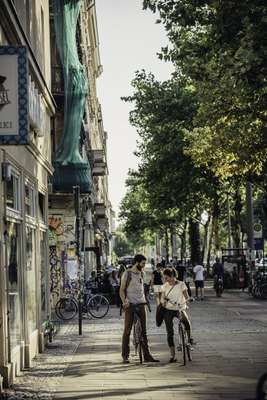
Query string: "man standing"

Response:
xmin=193 ymin=262 xmax=205 ymax=300
xmin=213 ymin=257 xmax=224 ymax=278
xmin=120 ymin=254 xmax=159 ymax=364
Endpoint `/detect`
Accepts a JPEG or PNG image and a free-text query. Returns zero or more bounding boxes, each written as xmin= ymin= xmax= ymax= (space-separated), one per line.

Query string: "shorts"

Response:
xmin=153 ymin=285 xmax=162 ymax=293
xmin=195 ymin=280 xmax=204 ymax=289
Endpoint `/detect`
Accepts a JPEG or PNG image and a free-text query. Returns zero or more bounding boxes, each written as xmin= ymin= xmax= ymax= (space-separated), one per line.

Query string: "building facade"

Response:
xmin=48 ymin=0 xmax=113 ymax=308
xmin=0 ymin=0 xmax=55 ymax=387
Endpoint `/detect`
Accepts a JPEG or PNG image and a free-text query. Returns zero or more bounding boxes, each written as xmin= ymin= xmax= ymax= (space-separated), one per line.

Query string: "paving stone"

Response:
xmin=3 ymin=288 xmax=267 ymax=399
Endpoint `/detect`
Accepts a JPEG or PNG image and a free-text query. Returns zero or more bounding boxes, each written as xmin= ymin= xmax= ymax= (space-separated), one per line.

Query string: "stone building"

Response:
xmin=48 ymin=0 xmax=113 ymax=308
xmin=0 ymin=0 xmax=55 ymax=388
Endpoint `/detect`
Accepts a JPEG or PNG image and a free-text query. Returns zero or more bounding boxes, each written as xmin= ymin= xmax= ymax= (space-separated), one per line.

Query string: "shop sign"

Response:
xmin=0 ymin=46 xmax=29 ymax=144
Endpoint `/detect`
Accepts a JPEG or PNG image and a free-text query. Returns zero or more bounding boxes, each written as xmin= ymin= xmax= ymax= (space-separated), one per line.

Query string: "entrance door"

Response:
xmin=6 ymin=222 xmax=21 ymax=358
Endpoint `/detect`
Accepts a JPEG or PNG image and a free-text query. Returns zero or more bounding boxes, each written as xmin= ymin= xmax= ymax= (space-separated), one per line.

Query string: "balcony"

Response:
xmin=88 ymin=149 xmax=107 ymax=176
xmin=96 ymin=217 xmax=109 ymax=233
xmin=94 ymin=202 xmax=107 ymax=218
xmin=52 ymin=162 xmax=92 ymax=194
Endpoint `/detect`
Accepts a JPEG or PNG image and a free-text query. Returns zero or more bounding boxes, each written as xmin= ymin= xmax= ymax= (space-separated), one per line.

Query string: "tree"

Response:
xmin=121 ymin=71 xmax=223 ymax=262
xmin=143 ymin=0 xmax=267 ymax=183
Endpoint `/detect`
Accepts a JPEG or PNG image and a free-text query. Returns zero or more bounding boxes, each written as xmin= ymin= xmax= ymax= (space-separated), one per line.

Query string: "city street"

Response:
xmin=4 ymin=286 xmax=267 ymax=400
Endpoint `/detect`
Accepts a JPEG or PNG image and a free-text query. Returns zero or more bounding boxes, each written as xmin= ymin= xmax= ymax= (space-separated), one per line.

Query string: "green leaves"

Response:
xmin=144 ymin=0 xmax=267 ymax=183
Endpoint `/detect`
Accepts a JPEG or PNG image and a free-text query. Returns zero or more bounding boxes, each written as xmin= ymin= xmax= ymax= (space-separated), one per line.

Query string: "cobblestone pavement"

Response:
xmin=2 ymin=323 xmax=79 ymax=399
xmin=3 ymin=288 xmax=267 ymax=400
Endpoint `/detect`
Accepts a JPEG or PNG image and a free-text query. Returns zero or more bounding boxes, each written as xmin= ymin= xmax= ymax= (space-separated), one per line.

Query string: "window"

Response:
xmin=25 ymin=183 xmax=35 ymax=217
xmin=6 ymin=174 xmax=20 ymax=210
xmin=7 ymin=222 xmax=21 ymax=352
xmin=38 ymin=192 xmax=46 ymax=222
xmin=40 ymin=231 xmax=47 ymax=321
xmin=26 ymin=227 xmax=37 ymax=333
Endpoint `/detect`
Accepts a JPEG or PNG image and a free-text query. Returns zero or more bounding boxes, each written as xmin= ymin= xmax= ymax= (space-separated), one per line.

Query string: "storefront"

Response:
xmin=0 ymin=42 xmax=54 ymax=386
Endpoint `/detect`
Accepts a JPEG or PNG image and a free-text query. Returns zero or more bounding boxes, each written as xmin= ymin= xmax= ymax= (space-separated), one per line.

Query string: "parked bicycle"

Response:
xmin=55 ymin=290 xmax=109 ymax=320
xmin=249 ymin=274 xmax=267 ymax=300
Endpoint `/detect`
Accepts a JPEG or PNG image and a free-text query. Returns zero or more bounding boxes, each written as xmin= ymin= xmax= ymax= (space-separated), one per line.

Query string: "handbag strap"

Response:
xmin=166 ymin=282 xmax=177 ymax=297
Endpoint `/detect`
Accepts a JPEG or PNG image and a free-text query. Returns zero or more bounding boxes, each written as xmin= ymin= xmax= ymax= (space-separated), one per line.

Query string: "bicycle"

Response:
xmin=55 ymin=290 xmax=109 ymax=320
xmin=132 ymin=303 xmax=150 ymax=364
xmin=175 ymin=302 xmax=193 ymax=366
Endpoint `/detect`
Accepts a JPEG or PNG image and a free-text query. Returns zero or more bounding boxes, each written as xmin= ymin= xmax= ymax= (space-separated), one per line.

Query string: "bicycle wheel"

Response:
xmin=178 ymin=323 xmax=187 ymax=366
xmin=55 ymin=298 xmax=78 ymax=320
xmin=186 ymin=343 xmax=193 ymax=362
xmin=138 ymin=342 xmax=143 ymax=364
xmin=256 ymin=372 xmax=267 ymax=400
xmin=87 ymin=294 xmax=109 ymax=318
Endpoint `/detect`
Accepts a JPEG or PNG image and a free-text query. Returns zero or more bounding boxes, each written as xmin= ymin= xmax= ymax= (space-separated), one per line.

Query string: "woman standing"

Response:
xmin=161 ymin=268 xmax=194 ymax=363
xmin=152 ymin=263 xmax=163 ymax=304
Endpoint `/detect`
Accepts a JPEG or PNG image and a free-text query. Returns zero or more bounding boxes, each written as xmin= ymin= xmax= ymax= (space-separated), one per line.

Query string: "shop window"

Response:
xmin=26 ymin=227 xmax=37 ymax=333
xmin=6 ymin=174 xmax=20 ymax=211
xmin=40 ymin=231 xmax=47 ymax=321
xmin=25 ymin=184 xmax=35 ymax=217
xmin=7 ymin=222 xmax=21 ymax=352
xmin=38 ymin=192 xmax=46 ymax=222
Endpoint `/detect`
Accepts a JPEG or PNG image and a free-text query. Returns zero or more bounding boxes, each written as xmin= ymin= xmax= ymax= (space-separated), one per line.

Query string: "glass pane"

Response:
xmin=7 ymin=223 xmax=21 ymax=351
xmin=6 ymin=176 xmax=15 ymax=209
xmin=40 ymin=231 xmax=47 ymax=321
xmin=26 ymin=228 xmax=37 ymax=333
xmin=25 ymin=185 xmax=31 ymax=216
xmin=38 ymin=192 xmax=45 ymax=221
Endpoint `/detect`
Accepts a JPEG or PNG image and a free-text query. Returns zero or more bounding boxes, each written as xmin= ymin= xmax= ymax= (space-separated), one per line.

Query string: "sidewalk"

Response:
xmin=3 ymin=289 xmax=267 ymax=399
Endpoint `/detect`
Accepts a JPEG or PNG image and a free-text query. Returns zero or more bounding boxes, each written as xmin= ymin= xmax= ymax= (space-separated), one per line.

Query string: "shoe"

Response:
xmin=122 ymin=358 xmax=130 ymax=364
xmin=169 ymin=357 xmax=177 ymax=363
xmin=144 ymin=356 xmax=160 ymax=362
xmin=177 ymin=344 xmax=182 ymax=352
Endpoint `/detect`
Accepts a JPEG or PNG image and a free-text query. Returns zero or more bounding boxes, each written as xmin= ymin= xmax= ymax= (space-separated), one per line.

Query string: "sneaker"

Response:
xmin=144 ymin=356 xmax=160 ymax=363
xmin=122 ymin=358 xmax=130 ymax=364
xmin=177 ymin=344 xmax=182 ymax=352
xmin=169 ymin=357 xmax=177 ymax=363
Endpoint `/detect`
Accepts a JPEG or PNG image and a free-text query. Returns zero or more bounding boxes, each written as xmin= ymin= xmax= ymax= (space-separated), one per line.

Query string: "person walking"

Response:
xmin=119 ymin=254 xmax=159 ymax=364
xmin=193 ymin=262 xmax=205 ymax=300
xmin=152 ymin=263 xmax=164 ymax=305
xmin=161 ymin=268 xmax=194 ymax=363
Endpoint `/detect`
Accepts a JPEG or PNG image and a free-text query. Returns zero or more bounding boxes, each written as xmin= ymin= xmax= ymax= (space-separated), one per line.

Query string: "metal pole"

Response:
xmin=74 ymin=186 xmax=82 ymax=336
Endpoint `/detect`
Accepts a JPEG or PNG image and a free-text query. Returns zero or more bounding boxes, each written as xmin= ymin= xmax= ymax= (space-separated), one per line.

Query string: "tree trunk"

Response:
xmin=189 ymin=218 xmax=201 ymax=265
xmin=206 ymin=214 xmax=214 ymax=276
xmin=213 ymin=195 xmax=220 ymax=253
xmin=165 ymin=228 xmax=169 ymax=263
xmin=180 ymin=220 xmax=187 ymax=262
xmin=201 ymin=213 xmax=211 ymax=264
xmin=232 ymin=188 xmax=242 ymax=248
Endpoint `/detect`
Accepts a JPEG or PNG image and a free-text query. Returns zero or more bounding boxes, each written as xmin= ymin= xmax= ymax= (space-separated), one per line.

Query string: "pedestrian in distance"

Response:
xmin=119 ymin=254 xmax=159 ymax=364
xmin=160 ymin=268 xmax=195 ymax=363
xmin=193 ymin=262 xmax=205 ymax=300
xmin=152 ymin=263 xmax=164 ymax=305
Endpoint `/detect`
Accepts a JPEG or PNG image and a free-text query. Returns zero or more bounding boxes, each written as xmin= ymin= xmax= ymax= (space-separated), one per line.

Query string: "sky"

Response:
xmin=96 ymin=0 xmax=173 ymax=220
